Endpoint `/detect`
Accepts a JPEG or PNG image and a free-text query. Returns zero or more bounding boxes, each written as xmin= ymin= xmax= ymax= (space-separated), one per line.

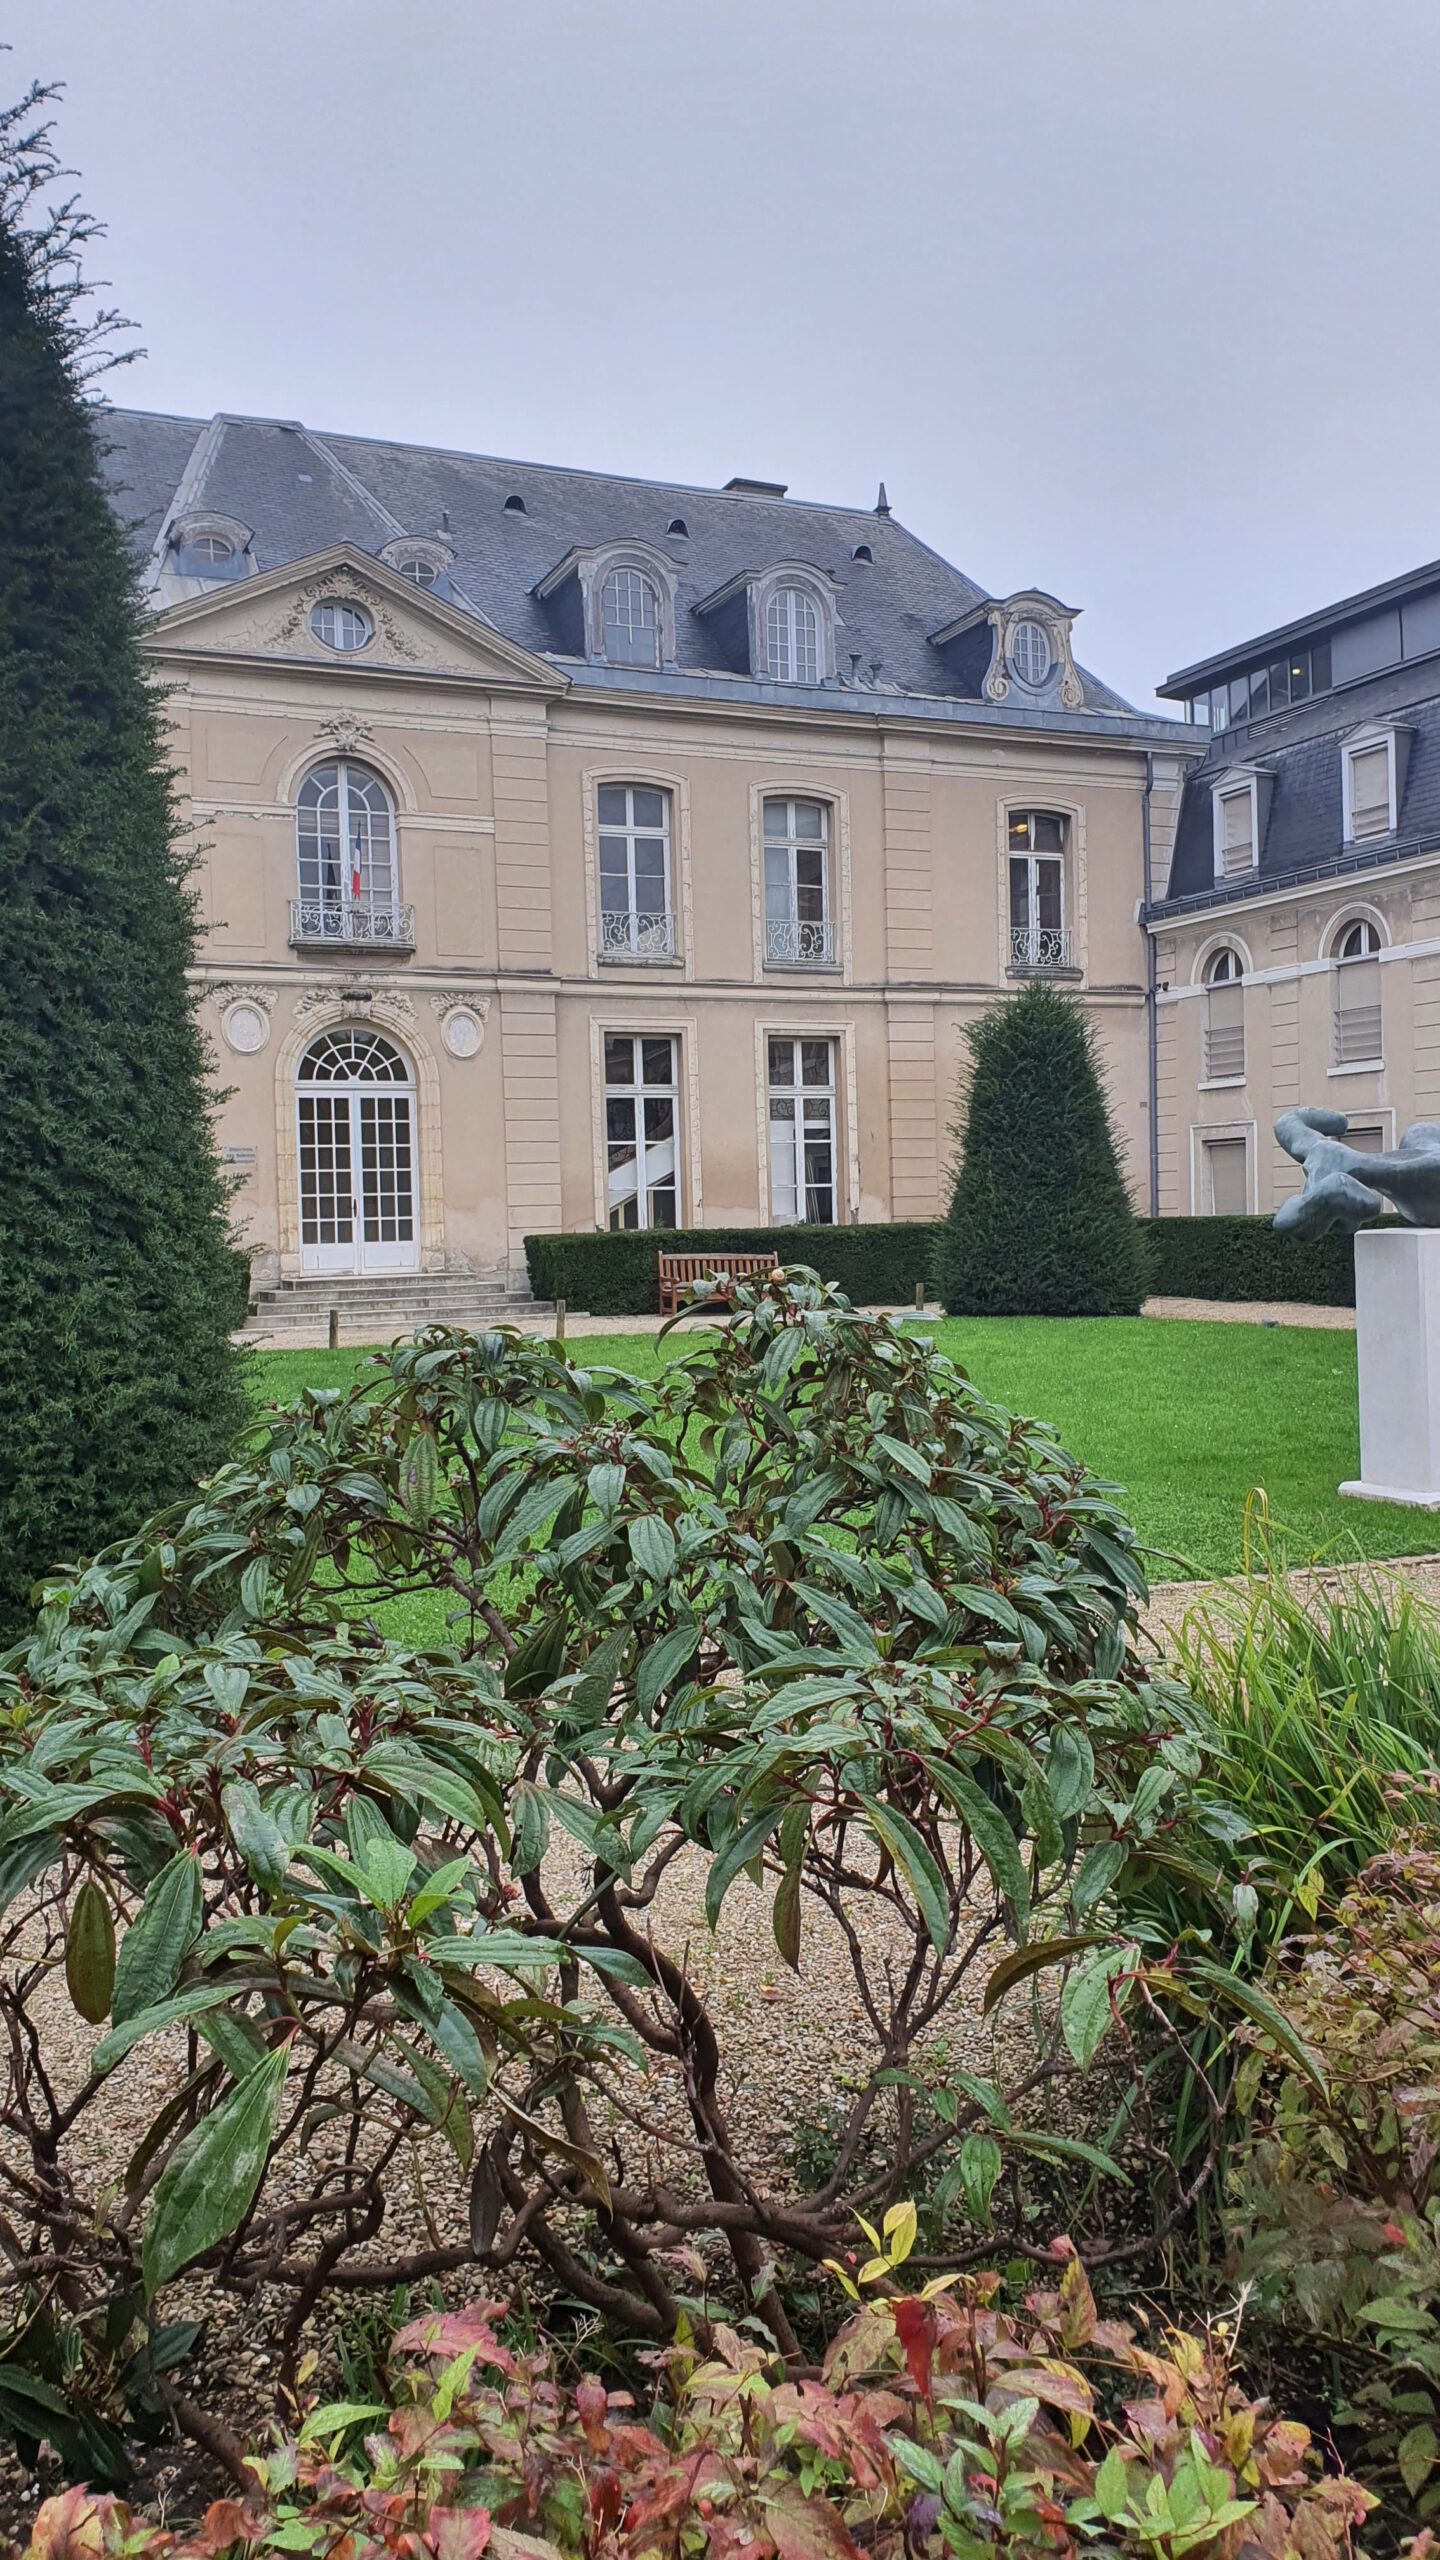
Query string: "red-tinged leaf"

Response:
xmin=393 ymin=2300 xmax=513 ymax=2370
xmin=891 ymin=2295 xmax=938 ymax=2403
xmin=764 ymin=2485 xmax=867 ymax=2560
xmin=993 ymin=2362 xmax=1093 ymax=2416
xmin=429 ymin=2506 xmax=492 ymax=2560
xmin=199 ymin=2503 xmax=260 ymax=2554
xmin=575 ymin=2375 xmax=609 ymax=2450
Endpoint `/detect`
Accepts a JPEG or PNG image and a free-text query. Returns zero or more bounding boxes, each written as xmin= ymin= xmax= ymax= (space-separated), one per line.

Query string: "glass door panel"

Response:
xmin=298 ymin=1093 xmax=356 ymax=1272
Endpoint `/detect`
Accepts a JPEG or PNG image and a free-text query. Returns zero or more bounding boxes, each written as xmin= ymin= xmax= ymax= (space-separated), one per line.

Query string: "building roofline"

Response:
xmin=1161 ymin=553 xmax=1440 ymax=699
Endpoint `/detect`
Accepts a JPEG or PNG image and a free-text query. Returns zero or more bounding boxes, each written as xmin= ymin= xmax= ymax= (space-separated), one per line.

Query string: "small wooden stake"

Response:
xmin=555 ymin=1296 xmax=566 ymax=1343
xmin=914 ymin=1281 xmax=925 ymax=1311
xmin=328 ymin=1307 xmax=340 ymax=1351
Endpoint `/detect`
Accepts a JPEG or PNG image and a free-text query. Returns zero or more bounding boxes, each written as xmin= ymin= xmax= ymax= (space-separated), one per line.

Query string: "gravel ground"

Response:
xmin=238 ymin=1298 xmax=1358 ymax=1349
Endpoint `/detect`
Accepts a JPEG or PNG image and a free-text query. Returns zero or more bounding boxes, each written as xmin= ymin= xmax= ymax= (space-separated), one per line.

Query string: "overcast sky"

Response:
xmin=6 ymin=0 xmax=1439 ymax=710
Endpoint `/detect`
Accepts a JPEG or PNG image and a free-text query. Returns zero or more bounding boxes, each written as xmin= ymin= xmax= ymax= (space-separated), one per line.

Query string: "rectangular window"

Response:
xmin=604 ymin=1033 xmax=679 ymax=1229
xmin=1334 ymin=958 xmax=1382 ymax=1064
xmin=1217 ymin=786 xmax=1256 ymax=877
xmin=1347 ymin=742 xmax=1393 ymax=841
xmin=1247 ymin=666 xmax=1270 ymax=719
xmin=1007 ymin=812 xmax=1069 ymax=967
xmin=768 ymin=1036 xmax=837 ymax=1225
xmin=1229 ymin=673 xmax=1251 ymax=724
xmin=597 ymin=785 xmax=674 ymax=959
xmin=1267 ymin=658 xmax=1291 ymax=710
xmin=1204 ymin=1138 xmax=1248 ymax=1216
xmin=1345 ymin=1123 xmax=1385 ymax=1154
xmin=763 ymin=798 xmax=834 ymax=964
xmin=1210 ymin=686 xmax=1230 ymax=732
xmin=1311 ymin=639 xmax=1332 ymax=692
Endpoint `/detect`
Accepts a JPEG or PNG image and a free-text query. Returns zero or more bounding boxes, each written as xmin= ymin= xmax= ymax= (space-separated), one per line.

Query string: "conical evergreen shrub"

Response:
xmin=935 ymin=981 xmax=1148 ymax=1316
xmin=0 ymin=95 xmax=244 ymax=1625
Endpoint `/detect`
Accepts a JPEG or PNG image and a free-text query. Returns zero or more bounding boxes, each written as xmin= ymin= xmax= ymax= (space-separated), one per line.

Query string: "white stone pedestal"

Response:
xmin=1340 ymin=1226 xmax=1440 ymax=1507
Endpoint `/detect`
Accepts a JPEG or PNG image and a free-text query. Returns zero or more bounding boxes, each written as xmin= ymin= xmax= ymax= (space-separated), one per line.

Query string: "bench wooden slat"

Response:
xmin=656 ymin=1249 xmax=775 ymax=1315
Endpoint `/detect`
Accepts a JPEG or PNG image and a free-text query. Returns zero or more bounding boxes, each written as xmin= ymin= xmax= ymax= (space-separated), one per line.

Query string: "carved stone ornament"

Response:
xmin=271 ymin=572 xmax=421 ymax=664
xmin=982 ymin=595 xmax=1085 ymax=712
xmin=429 ymin=993 xmax=492 ymax=1059
xmin=312 ymin=715 xmax=376 ymax=757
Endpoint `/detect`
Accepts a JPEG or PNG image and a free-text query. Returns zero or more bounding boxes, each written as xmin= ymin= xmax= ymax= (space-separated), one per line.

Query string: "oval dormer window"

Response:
xmin=189 ymin=531 xmax=235 ymax=564
xmin=1009 ymin=620 xmax=1051 ymax=687
xmin=311 ymin=600 xmax=373 ymax=653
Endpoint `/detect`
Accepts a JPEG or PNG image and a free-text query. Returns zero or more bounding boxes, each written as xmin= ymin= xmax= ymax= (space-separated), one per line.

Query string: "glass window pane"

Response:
xmin=800 ymin=1039 xmax=832 ymax=1088
xmin=1229 ymin=674 xmax=1250 ymax=722
xmin=631 ymin=789 xmax=665 ymax=830
xmin=1311 ymin=640 xmax=1331 ymax=691
xmin=1031 ymin=813 xmax=1065 ymax=853
xmin=597 ymin=786 xmax=628 ymax=825
xmin=634 ymin=842 xmax=666 ymax=905
xmin=1035 ymin=860 xmax=1063 ymax=928
xmin=1211 ymin=687 xmax=1230 ymax=730
xmin=1287 ymin=652 xmax=1310 ymax=701
xmin=1008 ymin=812 xmax=1032 ymax=851
xmin=763 ymin=798 xmax=789 ymax=838
xmin=1248 ymin=668 xmax=1270 ymax=718
xmin=643 ymin=1095 xmax=675 ymax=1141
xmin=604 ymin=1035 xmax=635 ymax=1085
xmin=641 ymin=1037 xmax=675 ymax=1087
xmin=1009 ymin=857 xmax=1031 ymax=928
xmin=606 ymin=1098 xmax=636 ymax=1143
xmin=1268 ymin=659 xmax=1290 ymax=708
xmin=793 ymin=801 xmax=826 ymax=839
xmin=769 ymin=1038 xmax=795 ymax=1087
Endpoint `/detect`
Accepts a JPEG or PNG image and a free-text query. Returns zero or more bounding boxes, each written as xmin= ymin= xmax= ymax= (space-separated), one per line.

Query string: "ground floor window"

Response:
xmin=605 ymin=1034 xmax=679 ymax=1228
xmin=1203 ymin=1136 xmax=1248 ymax=1215
xmin=768 ymin=1036 xmax=836 ymax=1224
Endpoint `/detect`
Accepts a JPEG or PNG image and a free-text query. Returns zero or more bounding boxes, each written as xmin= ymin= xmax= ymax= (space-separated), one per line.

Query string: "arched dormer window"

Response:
xmin=1332 ymin=917 xmax=1383 ymax=1065
xmin=166 ymin=510 xmax=254 ymax=582
xmin=765 ymin=585 xmax=821 ymax=684
xmin=291 ymin=761 xmax=412 ymax=950
xmin=380 ymin=535 xmax=453 ymax=597
xmin=1203 ymin=945 xmax=1245 ymax=1081
xmin=601 ymin=566 xmax=662 ymax=668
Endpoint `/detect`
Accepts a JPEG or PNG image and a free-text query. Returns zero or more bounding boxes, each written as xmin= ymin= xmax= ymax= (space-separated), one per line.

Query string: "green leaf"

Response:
xmin=636 ymin=1616 xmax=699 ymax=1718
xmin=860 ymin=1797 xmax=950 ymax=1956
xmin=1399 ymin=2423 xmax=1439 ymax=2496
xmin=628 ymin=1513 xmax=676 ymax=1583
xmin=1093 ymin=2445 xmax=1129 ymax=2524
xmin=930 ymin=1762 xmax=1029 ymax=1926
xmin=1181 ymin=1959 xmax=1328 ymax=2098
xmin=1009 ymin=2129 xmax=1130 ymax=2184
xmin=704 ymin=1806 xmax=785 ymax=1930
xmin=771 ymin=1800 xmax=807 ymax=1973
xmin=1060 ymin=1946 xmax=1136 ymax=2067
xmin=222 ymin=1780 xmax=291 ymax=1891
xmin=1071 ymin=1840 xmax=1127 ymax=1916
xmin=142 ymin=2044 xmax=290 ymax=2297
xmin=112 ymin=1853 xmax=203 ymax=2026
xmin=1046 ymin=1727 xmax=1094 ymax=1822
xmin=958 ymin=2133 xmax=1001 ymax=2225
xmin=982 ymin=1933 xmax=1111 ymax=2017
xmin=93 ymin=1981 xmax=238 ymax=2075
xmin=509 ymin=1781 xmax=550 ymax=1877
xmin=587 ymin=1462 xmax=626 ymax=1516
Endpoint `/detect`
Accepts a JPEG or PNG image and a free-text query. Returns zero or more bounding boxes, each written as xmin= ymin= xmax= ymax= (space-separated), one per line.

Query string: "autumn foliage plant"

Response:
xmin=0 ymin=1276 xmax=1280 ymax=2475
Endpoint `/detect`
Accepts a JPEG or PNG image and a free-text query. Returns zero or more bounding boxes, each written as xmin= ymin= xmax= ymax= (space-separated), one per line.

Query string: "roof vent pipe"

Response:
xmin=875 ymin=482 xmax=891 ymax=517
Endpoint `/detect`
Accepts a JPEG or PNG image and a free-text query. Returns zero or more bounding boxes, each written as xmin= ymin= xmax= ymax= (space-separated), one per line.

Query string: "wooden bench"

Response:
xmin=657 ymin=1250 xmax=775 ymax=1317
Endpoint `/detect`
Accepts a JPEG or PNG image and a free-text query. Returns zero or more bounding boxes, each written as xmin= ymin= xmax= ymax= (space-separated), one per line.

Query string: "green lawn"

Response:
xmin=246 ymin=1317 xmax=1440 ymax=1584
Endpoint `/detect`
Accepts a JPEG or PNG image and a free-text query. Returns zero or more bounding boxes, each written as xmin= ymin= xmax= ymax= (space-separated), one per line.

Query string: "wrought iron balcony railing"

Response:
xmin=1009 ymin=923 xmax=1073 ymax=972
xmin=598 ymin=908 xmax=676 ymax=962
xmin=289 ymin=898 xmax=415 ymax=950
xmin=765 ymin=915 xmax=837 ymax=966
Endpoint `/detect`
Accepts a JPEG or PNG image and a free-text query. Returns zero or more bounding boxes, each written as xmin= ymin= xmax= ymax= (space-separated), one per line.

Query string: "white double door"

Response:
xmin=298 ymin=1084 xmax=418 ymax=1275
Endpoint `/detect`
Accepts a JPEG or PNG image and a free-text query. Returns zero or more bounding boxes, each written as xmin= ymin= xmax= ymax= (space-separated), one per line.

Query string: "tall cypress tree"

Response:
xmin=935 ymin=981 xmax=1148 ymax=1317
xmin=0 ymin=90 xmax=244 ymax=1624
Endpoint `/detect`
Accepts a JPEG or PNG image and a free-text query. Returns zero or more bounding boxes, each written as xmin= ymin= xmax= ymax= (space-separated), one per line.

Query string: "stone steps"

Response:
xmin=243 ymin=1273 xmax=549 ymax=1340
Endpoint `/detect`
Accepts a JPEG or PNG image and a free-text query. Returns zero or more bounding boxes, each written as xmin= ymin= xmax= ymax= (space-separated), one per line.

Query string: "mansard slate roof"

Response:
xmin=96 ymin=406 xmax=1148 ymax=724
xmin=1160 ymin=650 xmax=1440 ymax=915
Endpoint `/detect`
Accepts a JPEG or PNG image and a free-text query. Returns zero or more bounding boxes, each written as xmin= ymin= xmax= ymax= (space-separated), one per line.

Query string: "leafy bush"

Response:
xmin=0 ymin=1276 xmax=1278 ymax=2475
xmin=1228 ymin=1843 xmax=1440 ymax=2526
xmin=1142 ymin=1214 xmax=1361 ymax=1307
xmin=11 ymin=2248 xmax=1379 ymax=2557
xmin=523 ymin=1222 xmax=940 ymax=1315
xmin=936 ymin=984 xmax=1148 ymax=1318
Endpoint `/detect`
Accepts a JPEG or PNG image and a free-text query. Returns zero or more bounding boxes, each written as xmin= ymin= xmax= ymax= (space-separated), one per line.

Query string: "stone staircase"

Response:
xmin=242 ymin=1271 xmax=551 ymax=1344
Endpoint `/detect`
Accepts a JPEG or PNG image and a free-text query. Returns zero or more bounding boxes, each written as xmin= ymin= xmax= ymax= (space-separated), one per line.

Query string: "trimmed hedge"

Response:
xmin=1139 ymin=1214 xmax=1360 ymax=1308
xmin=525 ymin=1221 xmax=942 ymax=1317
xmin=527 ymin=1213 xmax=1363 ymax=1316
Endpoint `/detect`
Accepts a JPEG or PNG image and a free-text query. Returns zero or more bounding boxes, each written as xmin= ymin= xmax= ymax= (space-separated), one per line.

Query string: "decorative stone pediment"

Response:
xmin=930 ymin=588 xmax=1084 ymax=710
xmin=144 ymin=543 xmax=567 ymax=694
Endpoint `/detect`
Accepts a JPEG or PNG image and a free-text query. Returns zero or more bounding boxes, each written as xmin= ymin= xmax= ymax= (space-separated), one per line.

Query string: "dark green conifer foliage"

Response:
xmin=0 ymin=94 xmax=244 ymax=1624
xmin=935 ymin=981 xmax=1148 ymax=1316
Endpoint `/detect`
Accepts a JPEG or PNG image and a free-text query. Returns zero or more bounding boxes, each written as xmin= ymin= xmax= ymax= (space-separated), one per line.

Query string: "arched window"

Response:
xmin=294 ymin=762 xmax=402 ymax=947
xmin=310 ymin=599 xmax=373 ymax=652
xmin=763 ymin=797 xmax=833 ymax=965
xmin=396 ymin=556 xmax=438 ymax=587
xmin=765 ymin=586 xmax=821 ymax=684
xmin=1203 ymin=946 xmax=1245 ymax=1081
xmin=1009 ymin=619 xmax=1052 ymax=687
xmin=1333 ymin=919 xmax=1383 ymax=1065
xmin=600 ymin=568 xmax=661 ymax=667
xmin=296 ymin=1030 xmax=417 ymax=1275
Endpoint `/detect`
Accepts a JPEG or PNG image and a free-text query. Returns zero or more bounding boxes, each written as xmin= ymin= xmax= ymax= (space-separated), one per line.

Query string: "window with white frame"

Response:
xmin=768 ymin=1036 xmax=837 ymax=1225
xmin=765 ymin=586 xmax=821 ymax=684
xmin=1009 ymin=620 xmax=1052 ymax=687
xmin=604 ymin=1035 xmax=679 ymax=1228
xmin=1203 ymin=1136 xmax=1248 ymax=1216
xmin=1344 ymin=739 xmax=1394 ymax=842
xmin=1007 ymin=811 xmax=1069 ymax=968
xmin=596 ymin=786 xmax=674 ymax=960
xmin=1203 ymin=947 xmax=1245 ymax=1081
xmin=294 ymin=762 xmax=403 ymax=944
xmin=1333 ymin=918 xmax=1383 ymax=1064
xmin=763 ymin=798 xmax=833 ymax=965
xmin=310 ymin=600 xmax=373 ymax=653
xmin=600 ymin=568 xmax=661 ymax=668
xmin=1214 ymin=782 xmax=1257 ymax=878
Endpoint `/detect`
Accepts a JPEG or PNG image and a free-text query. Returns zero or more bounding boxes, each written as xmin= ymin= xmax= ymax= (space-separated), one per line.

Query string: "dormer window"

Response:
xmin=166 ymin=511 xmax=253 ymax=582
xmin=1009 ymin=619 xmax=1051 ymax=687
xmin=190 ymin=532 xmax=234 ymax=564
xmin=601 ymin=567 xmax=662 ymax=668
xmin=379 ymin=535 xmax=453 ymax=597
xmin=1343 ymin=732 xmax=1398 ymax=842
xmin=1211 ymin=770 xmax=1270 ymax=879
xmin=766 ymin=585 xmax=820 ymax=684
xmin=398 ymin=557 xmax=437 ymax=587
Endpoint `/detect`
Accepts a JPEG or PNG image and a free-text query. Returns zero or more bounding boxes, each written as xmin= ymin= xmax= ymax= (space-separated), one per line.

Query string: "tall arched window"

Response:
xmin=1203 ymin=946 xmax=1245 ymax=1081
xmin=294 ymin=762 xmax=405 ymax=947
xmin=765 ymin=586 xmax=820 ymax=684
xmin=296 ymin=1028 xmax=417 ymax=1275
xmin=1333 ymin=919 xmax=1383 ymax=1065
xmin=600 ymin=568 xmax=661 ymax=667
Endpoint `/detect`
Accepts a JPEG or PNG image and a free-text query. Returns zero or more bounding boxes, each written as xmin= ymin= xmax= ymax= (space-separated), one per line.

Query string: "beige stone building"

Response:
xmin=103 ymin=410 xmax=1196 ymax=1314
xmin=1152 ymin=556 xmax=1440 ymax=1217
